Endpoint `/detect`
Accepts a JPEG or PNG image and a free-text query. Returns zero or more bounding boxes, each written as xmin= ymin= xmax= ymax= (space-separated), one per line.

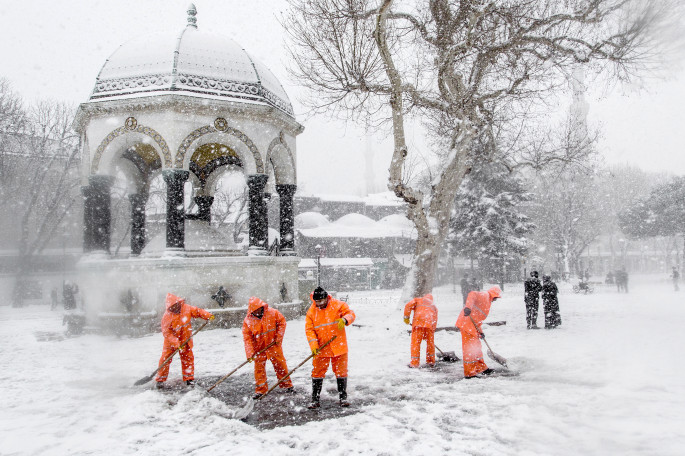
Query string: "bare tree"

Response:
xmin=529 ymin=166 xmax=605 ymax=277
xmin=0 ymin=89 xmax=81 ymax=306
xmin=284 ymin=0 xmax=677 ymax=298
xmin=213 ymin=187 xmax=249 ymax=244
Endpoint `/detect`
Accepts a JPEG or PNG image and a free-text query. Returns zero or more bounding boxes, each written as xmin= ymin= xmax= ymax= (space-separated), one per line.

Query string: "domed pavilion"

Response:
xmin=73 ymin=5 xmax=304 ymax=324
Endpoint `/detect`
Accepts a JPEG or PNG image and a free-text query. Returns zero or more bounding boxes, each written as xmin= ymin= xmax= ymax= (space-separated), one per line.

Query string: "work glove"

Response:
xmin=247 ymin=356 xmax=254 ymax=363
xmin=403 ymin=317 xmax=410 ymax=325
xmin=209 ymin=314 xmax=215 ymax=320
xmin=463 ymin=307 xmax=471 ymax=317
xmin=478 ymin=332 xmax=485 ymax=340
xmin=311 ymin=348 xmax=320 ymax=356
xmin=336 ymin=318 xmax=347 ymax=330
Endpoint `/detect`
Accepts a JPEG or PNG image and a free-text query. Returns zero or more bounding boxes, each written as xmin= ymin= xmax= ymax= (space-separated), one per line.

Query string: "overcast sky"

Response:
xmin=1 ymin=0 xmax=684 ymax=195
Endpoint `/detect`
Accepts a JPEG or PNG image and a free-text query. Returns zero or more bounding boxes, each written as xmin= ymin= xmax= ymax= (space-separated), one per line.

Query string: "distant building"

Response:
xmin=294 ymin=195 xmax=414 ymax=290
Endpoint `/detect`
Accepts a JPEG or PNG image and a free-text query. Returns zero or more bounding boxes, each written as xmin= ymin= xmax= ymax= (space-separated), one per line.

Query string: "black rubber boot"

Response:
xmin=337 ymin=377 xmax=350 ymax=407
xmin=308 ymin=378 xmax=323 ymax=409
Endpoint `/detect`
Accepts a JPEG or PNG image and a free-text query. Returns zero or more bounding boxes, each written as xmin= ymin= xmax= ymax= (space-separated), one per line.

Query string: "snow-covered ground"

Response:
xmin=2 ymin=274 xmax=684 ymax=455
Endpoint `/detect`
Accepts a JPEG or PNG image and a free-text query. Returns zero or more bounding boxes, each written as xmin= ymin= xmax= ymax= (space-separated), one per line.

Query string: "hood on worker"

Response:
xmin=248 ymin=296 xmax=268 ymax=313
xmin=423 ymin=293 xmax=434 ymax=304
xmin=165 ymin=293 xmax=185 ymax=310
xmin=488 ymin=286 xmax=502 ymax=300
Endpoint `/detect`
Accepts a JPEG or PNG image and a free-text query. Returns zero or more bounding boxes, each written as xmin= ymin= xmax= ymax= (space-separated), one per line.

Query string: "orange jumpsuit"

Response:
xmin=156 ymin=293 xmax=212 ymax=383
xmin=305 ymin=294 xmax=356 ymax=379
xmin=404 ymin=293 xmax=438 ymax=367
xmin=455 ymin=287 xmax=501 ymax=378
xmin=242 ymin=297 xmax=293 ymax=394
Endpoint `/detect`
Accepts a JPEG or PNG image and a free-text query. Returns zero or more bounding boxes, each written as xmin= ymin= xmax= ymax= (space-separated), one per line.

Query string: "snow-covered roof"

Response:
xmin=299 ymin=258 xmax=375 ymax=268
xmin=362 ymin=191 xmax=405 ymax=207
xmin=298 ymin=213 xmax=417 ymax=239
xmin=335 ymin=213 xmax=376 ymax=226
xmin=294 ymin=212 xmax=330 ymax=229
xmin=88 ymin=8 xmax=293 ymax=117
xmin=318 ymin=193 xmax=365 ymax=203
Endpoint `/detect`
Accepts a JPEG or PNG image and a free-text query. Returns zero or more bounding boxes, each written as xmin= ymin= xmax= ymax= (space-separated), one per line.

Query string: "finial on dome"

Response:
xmin=187 ymin=4 xmax=197 ymax=28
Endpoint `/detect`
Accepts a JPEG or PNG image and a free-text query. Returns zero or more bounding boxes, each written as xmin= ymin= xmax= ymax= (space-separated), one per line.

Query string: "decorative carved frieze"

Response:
xmin=176 ymin=124 xmax=263 ymax=172
xmin=91 ymin=73 xmax=294 ymax=117
xmin=92 ymin=124 xmax=171 ymax=173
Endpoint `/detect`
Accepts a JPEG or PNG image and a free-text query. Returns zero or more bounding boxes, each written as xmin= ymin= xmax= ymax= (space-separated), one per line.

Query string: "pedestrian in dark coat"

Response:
xmin=63 ymin=282 xmax=78 ymax=310
xmin=671 ymin=267 xmax=680 ymax=292
xmin=542 ymin=275 xmax=561 ymax=328
xmin=460 ymin=274 xmax=471 ymax=306
xmin=471 ymin=276 xmax=481 ymax=292
xmin=524 ymin=271 xmax=542 ymax=329
xmin=616 ymin=268 xmax=629 ymax=292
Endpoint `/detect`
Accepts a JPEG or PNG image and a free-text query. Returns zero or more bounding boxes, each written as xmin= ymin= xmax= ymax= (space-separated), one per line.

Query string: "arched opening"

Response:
xmin=211 ymin=168 xmax=248 ymax=247
xmin=108 ymin=143 xmax=164 ymax=257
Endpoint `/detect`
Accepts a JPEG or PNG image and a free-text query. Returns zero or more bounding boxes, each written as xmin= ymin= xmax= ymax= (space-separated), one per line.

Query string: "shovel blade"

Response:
xmin=487 ymin=349 xmax=508 ymax=368
xmin=233 ymin=397 xmax=255 ymax=420
xmin=133 ymin=373 xmax=154 ymax=386
xmin=439 ymin=351 xmax=460 ymax=363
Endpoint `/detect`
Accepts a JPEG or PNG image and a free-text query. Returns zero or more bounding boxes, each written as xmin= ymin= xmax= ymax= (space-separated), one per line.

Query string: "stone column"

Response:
xmin=276 ymin=184 xmax=297 ymax=255
xmin=163 ymin=170 xmax=189 ymax=252
xmin=128 ymin=193 xmax=148 ymax=256
xmin=81 ymin=175 xmax=114 ymax=254
xmin=194 ymin=195 xmax=214 ymax=223
xmin=247 ymin=173 xmax=269 ymax=255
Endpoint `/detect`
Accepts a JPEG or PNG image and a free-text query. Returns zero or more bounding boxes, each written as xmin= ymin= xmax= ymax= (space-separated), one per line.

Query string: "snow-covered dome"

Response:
xmin=295 ymin=212 xmax=330 ymax=229
xmin=335 ymin=213 xmax=376 ymax=226
xmin=89 ymin=5 xmax=294 ymax=117
xmin=377 ymin=214 xmax=413 ymax=228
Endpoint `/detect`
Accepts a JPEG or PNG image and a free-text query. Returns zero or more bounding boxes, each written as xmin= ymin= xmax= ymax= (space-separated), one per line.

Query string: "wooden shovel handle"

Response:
xmin=259 ymin=335 xmax=338 ymax=400
xmin=206 ymin=340 xmax=277 ymax=392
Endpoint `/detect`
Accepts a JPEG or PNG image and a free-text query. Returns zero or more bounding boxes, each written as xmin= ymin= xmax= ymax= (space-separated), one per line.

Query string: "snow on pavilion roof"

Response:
xmin=89 ymin=19 xmax=294 ymax=117
xmin=297 ymin=213 xmax=417 ymax=239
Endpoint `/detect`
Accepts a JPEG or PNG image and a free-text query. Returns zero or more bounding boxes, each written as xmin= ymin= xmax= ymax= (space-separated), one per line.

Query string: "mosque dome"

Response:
xmin=89 ymin=5 xmax=294 ymax=117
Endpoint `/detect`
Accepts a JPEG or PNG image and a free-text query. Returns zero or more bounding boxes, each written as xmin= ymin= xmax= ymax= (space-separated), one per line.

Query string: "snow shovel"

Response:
xmin=465 ymin=310 xmax=508 ymax=368
xmin=233 ymin=335 xmax=337 ymax=420
xmin=435 ymin=344 xmax=460 ymax=363
xmin=206 ymin=340 xmax=277 ymax=392
xmin=133 ymin=319 xmax=210 ymax=386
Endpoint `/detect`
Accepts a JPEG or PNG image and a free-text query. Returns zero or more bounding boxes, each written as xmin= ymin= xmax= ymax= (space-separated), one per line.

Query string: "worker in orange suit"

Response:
xmin=403 ymin=293 xmax=438 ymax=368
xmin=305 ymin=286 xmax=356 ymax=409
xmin=455 ymin=286 xmax=502 ymax=379
xmin=155 ymin=293 xmax=214 ymax=388
xmin=242 ymin=296 xmax=294 ymax=399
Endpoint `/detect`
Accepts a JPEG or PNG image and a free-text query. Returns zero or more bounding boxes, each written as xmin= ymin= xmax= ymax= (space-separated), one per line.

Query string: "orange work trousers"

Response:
xmin=312 ymin=352 xmax=348 ymax=379
xmin=156 ymin=344 xmax=195 ymax=382
xmin=253 ymin=346 xmax=293 ymax=394
xmin=410 ymin=327 xmax=436 ymax=367
xmin=461 ymin=331 xmax=488 ymax=378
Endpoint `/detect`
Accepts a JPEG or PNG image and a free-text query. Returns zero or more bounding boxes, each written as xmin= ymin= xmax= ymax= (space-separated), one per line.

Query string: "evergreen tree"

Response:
xmin=449 ymin=162 xmax=535 ymax=289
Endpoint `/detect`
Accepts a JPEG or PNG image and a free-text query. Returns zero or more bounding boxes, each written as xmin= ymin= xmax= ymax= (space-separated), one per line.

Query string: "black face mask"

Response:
xmin=251 ymin=308 xmax=264 ymax=319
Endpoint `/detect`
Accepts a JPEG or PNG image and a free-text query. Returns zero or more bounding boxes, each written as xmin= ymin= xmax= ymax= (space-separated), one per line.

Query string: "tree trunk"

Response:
xmin=402 ymin=232 xmax=441 ymax=302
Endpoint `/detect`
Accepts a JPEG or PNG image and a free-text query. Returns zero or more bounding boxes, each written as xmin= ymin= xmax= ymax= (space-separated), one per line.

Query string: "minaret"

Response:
xmin=364 ymin=133 xmax=376 ymax=196
xmin=569 ymin=65 xmax=589 ymax=139
xmin=187 ymin=3 xmax=197 ymax=28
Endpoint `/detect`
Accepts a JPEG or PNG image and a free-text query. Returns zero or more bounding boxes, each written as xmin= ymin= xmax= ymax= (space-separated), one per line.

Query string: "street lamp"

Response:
xmin=315 ymin=244 xmax=323 ymax=286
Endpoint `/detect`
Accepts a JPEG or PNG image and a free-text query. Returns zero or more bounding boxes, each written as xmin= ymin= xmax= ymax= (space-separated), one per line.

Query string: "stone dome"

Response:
xmin=89 ymin=6 xmax=294 ymax=117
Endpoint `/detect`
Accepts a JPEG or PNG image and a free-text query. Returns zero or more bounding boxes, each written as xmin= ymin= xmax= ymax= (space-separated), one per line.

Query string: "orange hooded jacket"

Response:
xmin=161 ymin=293 xmax=212 ymax=349
xmin=455 ymin=287 xmax=502 ymax=336
xmin=305 ymin=294 xmax=356 ymax=357
xmin=403 ymin=293 xmax=438 ymax=330
xmin=242 ymin=297 xmax=287 ymax=358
